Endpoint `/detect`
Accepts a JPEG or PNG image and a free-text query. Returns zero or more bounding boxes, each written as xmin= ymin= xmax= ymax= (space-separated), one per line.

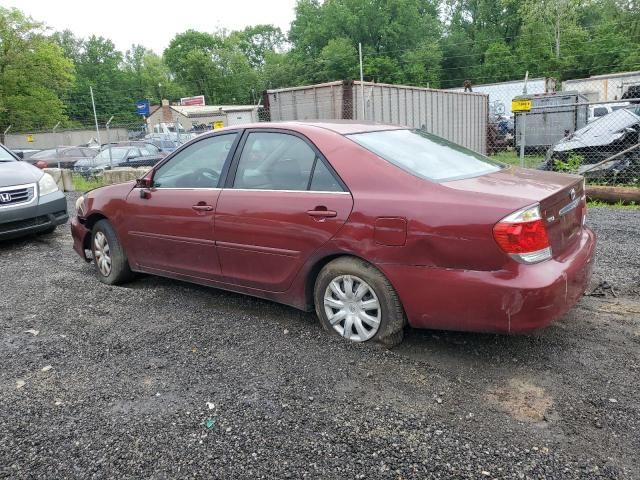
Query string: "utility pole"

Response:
xmin=90 ymin=86 xmax=101 ymax=144
xmin=519 ymin=71 xmax=529 ymax=168
xmin=2 ymin=125 xmax=11 ymax=146
xmin=358 ymin=42 xmax=365 ymax=121
xmin=106 ymin=115 xmax=114 ymax=169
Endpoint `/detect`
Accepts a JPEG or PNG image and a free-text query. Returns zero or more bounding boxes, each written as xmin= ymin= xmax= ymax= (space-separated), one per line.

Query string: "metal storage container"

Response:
xmin=513 ymin=92 xmax=589 ymax=152
xmin=263 ymin=81 xmax=489 ymax=154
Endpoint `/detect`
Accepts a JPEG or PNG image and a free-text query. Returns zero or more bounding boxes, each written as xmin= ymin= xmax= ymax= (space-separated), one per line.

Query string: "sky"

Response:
xmin=3 ymin=0 xmax=298 ymax=54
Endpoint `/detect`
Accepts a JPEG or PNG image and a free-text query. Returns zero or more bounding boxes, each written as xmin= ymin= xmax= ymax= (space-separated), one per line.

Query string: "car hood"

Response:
xmin=552 ymin=108 xmax=640 ymax=152
xmin=0 ymin=161 xmax=43 ymax=187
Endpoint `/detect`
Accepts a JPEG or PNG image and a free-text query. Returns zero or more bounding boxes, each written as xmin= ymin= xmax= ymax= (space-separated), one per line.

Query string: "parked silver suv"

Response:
xmin=0 ymin=144 xmax=68 ymax=240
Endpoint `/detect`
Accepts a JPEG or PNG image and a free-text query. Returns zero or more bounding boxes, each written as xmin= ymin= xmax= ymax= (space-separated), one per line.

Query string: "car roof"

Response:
xmin=211 ymin=120 xmax=405 ymax=136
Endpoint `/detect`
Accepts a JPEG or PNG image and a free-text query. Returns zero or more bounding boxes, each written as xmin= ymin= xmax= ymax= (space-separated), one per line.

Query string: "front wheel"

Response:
xmin=314 ymin=257 xmax=405 ymax=347
xmin=91 ymin=219 xmax=135 ymax=285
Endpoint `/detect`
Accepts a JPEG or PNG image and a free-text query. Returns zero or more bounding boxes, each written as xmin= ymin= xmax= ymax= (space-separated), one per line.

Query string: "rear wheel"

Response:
xmin=91 ymin=219 xmax=135 ymax=285
xmin=314 ymin=257 xmax=405 ymax=347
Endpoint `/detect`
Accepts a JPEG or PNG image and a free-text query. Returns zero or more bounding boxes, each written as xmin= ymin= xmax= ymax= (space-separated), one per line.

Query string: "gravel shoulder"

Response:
xmin=0 ymin=194 xmax=638 ymax=479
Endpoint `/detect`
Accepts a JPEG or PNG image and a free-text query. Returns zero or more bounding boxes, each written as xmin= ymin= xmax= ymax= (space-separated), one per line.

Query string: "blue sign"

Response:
xmin=136 ymin=99 xmax=150 ymax=116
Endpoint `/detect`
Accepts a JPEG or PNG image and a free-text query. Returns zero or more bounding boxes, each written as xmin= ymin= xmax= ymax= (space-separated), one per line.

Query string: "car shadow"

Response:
xmin=108 ymin=271 xmax=584 ymax=374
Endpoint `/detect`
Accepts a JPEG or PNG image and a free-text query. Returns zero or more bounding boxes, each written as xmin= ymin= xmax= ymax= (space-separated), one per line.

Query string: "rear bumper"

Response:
xmin=70 ymin=215 xmax=91 ymax=261
xmin=0 ymin=192 xmax=68 ymax=241
xmin=382 ymin=227 xmax=596 ymax=334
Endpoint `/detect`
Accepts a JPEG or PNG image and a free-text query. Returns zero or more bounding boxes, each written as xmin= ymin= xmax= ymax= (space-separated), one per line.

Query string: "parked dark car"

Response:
xmin=27 ymin=146 xmax=98 ymax=169
xmin=11 ymin=149 xmax=41 ymax=160
xmin=102 ymin=141 xmax=168 ymax=157
xmin=74 ymin=146 xmax=165 ymax=176
xmin=0 ymin=143 xmax=68 ymax=240
xmin=148 ymin=138 xmax=180 ymax=153
xmin=542 ymin=107 xmax=640 ymax=183
xmin=70 ymin=121 xmax=595 ymax=346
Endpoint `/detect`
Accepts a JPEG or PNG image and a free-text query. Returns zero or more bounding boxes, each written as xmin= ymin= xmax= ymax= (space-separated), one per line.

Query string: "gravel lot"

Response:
xmin=1 ymin=192 xmax=639 ymax=479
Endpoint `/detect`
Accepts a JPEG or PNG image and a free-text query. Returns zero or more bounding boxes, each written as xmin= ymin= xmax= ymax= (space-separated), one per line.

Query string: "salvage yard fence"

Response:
xmin=3 ymin=79 xmax=640 ymax=195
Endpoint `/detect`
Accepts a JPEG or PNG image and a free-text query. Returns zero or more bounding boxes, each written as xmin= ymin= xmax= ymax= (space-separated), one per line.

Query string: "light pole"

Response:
xmin=90 ymin=86 xmax=101 ymax=144
xmin=106 ymin=115 xmax=114 ymax=169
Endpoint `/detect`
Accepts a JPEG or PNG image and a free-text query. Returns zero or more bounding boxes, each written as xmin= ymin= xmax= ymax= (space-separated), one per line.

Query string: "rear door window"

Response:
xmin=593 ymin=107 xmax=608 ymax=117
xmin=349 ymin=129 xmax=503 ymax=182
xmin=309 ymin=160 xmax=343 ymax=192
xmin=233 ymin=132 xmax=316 ymax=190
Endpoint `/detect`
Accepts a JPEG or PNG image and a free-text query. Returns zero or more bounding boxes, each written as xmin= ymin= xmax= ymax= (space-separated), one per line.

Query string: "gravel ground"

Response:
xmin=1 ymin=193 xmax=639 ymax=479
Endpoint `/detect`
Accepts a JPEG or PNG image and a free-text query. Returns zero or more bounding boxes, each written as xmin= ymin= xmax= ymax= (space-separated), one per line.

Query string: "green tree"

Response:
xmin=164 ymin=30 xmax=260 ymax=104
xmin=480 ymin=41 xmax=518 ymax=83
xmin=288 ymin=0 xmax=443 ymax=86
xmin=230 ymin=25 xmax=286 ymax=68
xmin=0 ymin=7 xmax=74 ymax=130
xmin=64 ymin=35 xmax=138 ymax=123
xmin=317 ymin=38 xmax=358 ymax=81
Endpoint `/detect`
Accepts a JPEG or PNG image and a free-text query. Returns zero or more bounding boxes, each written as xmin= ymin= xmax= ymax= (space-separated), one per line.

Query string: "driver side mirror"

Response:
xmin=136 ymin=177 xmax=152 ymax=189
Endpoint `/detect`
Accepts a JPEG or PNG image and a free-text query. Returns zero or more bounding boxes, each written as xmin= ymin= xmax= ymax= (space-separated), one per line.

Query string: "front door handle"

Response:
xmin=307 ymin=207 xmax=337 ymax=218
xmin=192 ymin=204 xmax=214 ymax=212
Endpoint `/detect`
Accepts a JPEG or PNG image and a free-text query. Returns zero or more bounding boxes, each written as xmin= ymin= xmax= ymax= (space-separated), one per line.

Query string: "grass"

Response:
xmin=490 ymin=150 xmax=545 ymax=168
xmin=72 ymin=174 xmax=104 ymax=192
xmin=587 ymin=199 xmax=639 ymax=209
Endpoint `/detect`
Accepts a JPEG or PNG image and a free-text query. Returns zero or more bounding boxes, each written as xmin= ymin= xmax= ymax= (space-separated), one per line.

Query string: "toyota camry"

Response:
xmin=71 ymin=122 xmax=595 ymax=346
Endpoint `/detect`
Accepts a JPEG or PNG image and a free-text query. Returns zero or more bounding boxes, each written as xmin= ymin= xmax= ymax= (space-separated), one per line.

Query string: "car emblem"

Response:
xmin=0 ymin=192 xmax=11 ymax=203
xmin=570 ymin=188 xmax=576 ymax=201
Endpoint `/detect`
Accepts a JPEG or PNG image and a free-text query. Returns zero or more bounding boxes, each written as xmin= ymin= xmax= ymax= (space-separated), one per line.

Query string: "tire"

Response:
xmin=314 ymin=257 xmax=406 ymax=347
xmin=91 ymin=219 xmax=135 ymax=285
xmin=40 ymin=226 xmax=56 ymax=235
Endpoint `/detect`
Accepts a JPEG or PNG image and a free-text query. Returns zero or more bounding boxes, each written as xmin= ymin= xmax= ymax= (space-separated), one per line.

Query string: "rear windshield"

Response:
xmin=348 ymin=129 xmax=503 ymax=182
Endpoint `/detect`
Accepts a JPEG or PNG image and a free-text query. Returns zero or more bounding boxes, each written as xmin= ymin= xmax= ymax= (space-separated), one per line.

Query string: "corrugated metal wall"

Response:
xmin=265 ymin=81 xmax=489 ymax=154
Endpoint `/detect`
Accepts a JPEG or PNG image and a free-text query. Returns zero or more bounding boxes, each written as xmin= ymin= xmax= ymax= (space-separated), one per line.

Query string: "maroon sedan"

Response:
xmin=71 ymin=122 xmax=595 ymax=346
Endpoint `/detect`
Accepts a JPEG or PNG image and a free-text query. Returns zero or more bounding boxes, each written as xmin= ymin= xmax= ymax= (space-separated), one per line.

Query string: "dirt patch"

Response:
xmin=487 ymin=379 xmax=553 ymax=423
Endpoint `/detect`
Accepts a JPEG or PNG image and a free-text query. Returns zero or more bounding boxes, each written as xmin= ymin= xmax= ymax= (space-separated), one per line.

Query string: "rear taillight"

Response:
xmin=493 ymin=204 xmax=552 ymax=264
xmin=35 ymin=161 xmax=47 ymax=169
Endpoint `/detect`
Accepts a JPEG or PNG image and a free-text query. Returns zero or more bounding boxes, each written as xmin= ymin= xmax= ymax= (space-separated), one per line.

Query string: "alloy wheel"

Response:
xmin=323 ymin=274 xmax=381 ymax=342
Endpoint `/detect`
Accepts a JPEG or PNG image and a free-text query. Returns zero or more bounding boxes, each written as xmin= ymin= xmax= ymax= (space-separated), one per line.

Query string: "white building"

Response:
xmin=146 ymin=100 xmax=259 ymax=130
xmin=448 ymin=78 xmax=555 ymax=117
xmin=561 ymin=71 xmax=640 ymax=102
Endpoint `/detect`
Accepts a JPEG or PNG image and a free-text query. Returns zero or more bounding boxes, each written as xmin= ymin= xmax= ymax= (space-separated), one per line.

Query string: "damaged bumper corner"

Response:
xmin=381 ymin=227 xmax=596 ymax=334
xmin=70 ymin=216 xmax=92 ymax=262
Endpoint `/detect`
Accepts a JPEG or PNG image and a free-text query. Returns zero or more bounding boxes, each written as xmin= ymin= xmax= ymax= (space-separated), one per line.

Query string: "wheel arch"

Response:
xmin=81 ymin=213 xmax=108 ymax=249
xmin=304 ymin=252 xmax=375 ymax=310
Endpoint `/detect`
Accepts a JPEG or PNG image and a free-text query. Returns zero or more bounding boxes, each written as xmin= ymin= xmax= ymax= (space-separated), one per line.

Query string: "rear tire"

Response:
xmin=314 ymin=257 xmax=405 ymax=347
xmin=91 ymin=219 xmax=135 ymax=285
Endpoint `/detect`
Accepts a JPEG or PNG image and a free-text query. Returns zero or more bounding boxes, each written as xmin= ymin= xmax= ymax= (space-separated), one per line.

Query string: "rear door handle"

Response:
xmin=307 ymin=208 xmax=337 ymax=218
xmin=192 ymin=204 xmax=214 ymax=212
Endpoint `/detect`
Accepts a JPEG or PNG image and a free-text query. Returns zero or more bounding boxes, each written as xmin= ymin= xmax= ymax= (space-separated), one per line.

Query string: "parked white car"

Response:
xmin=588 ymin=102 xmax=629 ymax=122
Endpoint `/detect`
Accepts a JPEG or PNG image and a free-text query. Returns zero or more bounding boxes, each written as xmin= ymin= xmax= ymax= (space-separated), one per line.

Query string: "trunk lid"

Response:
xmin=538 ymin=177 xmax=585 ymax=256
xmin=444 ymin=166 xmax=585 ymax=257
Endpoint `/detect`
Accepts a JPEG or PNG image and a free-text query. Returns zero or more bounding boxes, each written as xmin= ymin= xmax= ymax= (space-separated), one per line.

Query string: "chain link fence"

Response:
xmin=3 ymin=77 xmax=640 ymax=192
xmin=259 ymin=79 xmax=640 ymax=188
xmin=471 ymin=77 xmax=640 ymax=187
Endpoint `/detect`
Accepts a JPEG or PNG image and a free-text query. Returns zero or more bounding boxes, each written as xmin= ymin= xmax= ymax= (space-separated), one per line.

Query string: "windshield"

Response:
xmin=95 ymin=147 xmax=129 ymax=161
xmin=349 ymin=129 xmax=503 ymax=182
xmin=0 ymin=145 xmax=15 ymax=161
